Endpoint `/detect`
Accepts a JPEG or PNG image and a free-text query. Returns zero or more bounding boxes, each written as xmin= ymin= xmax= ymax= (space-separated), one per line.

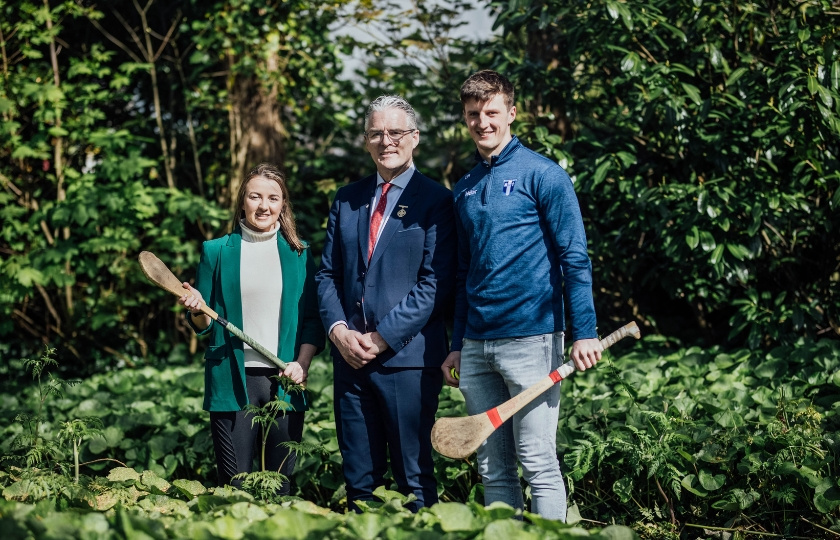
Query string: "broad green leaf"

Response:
xmin=592 ymin=159 xmax=611 ymax=187
xmin=710 ymin=244 xmax=725 ymax=266
xmin=247 ymin=510 xmax=340 ymax=539
xmin=345 ymin=512 xmax=387 ymax=540
xmin=15 ymin=267 xmax=45 ymax=287
xmin=698 ymin=469 xmax=725 ymax=491
xmin=483 ymin=520 xmax=540 ymax=540
xmin=566 ymin=502 xmax=582 ymax=524
xmin=686 ymin=226 xmax=700 ymax=249
xmin=699 ymin=231 xmax=716 ymax=252
xmin=709 ymin=45 xmax=723 ymax=68
xmin=472 ymin=501 xmax=518 ymax=521
xmin=681 ymin=83 xmax=702 ymax=105
xmin=108 ymin=467 xmax=141 ymax=482
xmin=732 ymin=488 xmax=761 ymax=509
xmin=725 ymin=244 xmax=749 ymax=261
xmin=816 ymin=85 xmax=834 ymax=108
xmin=681 ymin=474 xmax=708 ymax=497
xmin=621 ymin=52 xmax=639 ymax=73
xmin=815 ymin=478 xmax=840 ymax=513
xmin=148 ymin=434 xmax=178 ymax=461
xmin=431 ymin=502 xmax=479 ymax=532
xmin=141 ymin=470 xmax=170 ymax=494
xmin=48 ymin=126 xmax=69 ymax=137
xmin=615 ymin=151 xmax=636 ymax=167
xmin=753 ymin=359 xmax=786 ymax=379
xmin=613 ymin=476 xmax=634 ymax=503
xmin=807 ymin=75 xmax=819 ymax=94
xmin=137 ymin=494 xmax=189 ymax=515
xmin=372 ymin=485 xmax=412 ymax=504
xmin=11 ymin=144 xmax=49 ymax=160
xmin=606 ymin=1 xmax=620 ymax=20
xmin=227 ymin=501 xmax=269 ymax=521
xmin=714 ymin=409 xmax=745 ymax=428
xmin=725 ymin=67 xmax=749 ymax=87
xmin=201 ymin=515 xmax=245 ymax=540
xmin=172 ymin=479 xmax=207 ymax=499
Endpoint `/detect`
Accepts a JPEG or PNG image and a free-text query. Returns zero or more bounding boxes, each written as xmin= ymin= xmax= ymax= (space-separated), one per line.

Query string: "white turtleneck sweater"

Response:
xmin=239 ymin=220 xmax=283 ymax=368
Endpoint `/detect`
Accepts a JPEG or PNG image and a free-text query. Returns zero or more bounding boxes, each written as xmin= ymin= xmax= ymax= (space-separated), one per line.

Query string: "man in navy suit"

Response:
xmin=316 ymin=95 xmax=456 ymax=512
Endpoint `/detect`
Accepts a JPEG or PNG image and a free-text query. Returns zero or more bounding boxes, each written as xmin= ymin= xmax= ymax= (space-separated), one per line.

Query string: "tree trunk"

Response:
xmin=44 ymin=0 xmax=73 ymax=316
xmin=226 ymin=52 xmax=288 ymax=211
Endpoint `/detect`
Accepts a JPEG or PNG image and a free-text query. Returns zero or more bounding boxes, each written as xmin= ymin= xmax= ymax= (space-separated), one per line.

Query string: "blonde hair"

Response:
xmin=232 ymin=163 xmax=305 ymax=254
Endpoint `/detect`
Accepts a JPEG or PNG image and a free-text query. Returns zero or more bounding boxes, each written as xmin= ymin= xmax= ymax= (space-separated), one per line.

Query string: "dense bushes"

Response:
xmin=2 ymin=1 xmax=837 ymax=369
xmin=488 ymin=0 xmax=839 ymax=346
xmin=3 ymin=338 xmax=839 ymax=537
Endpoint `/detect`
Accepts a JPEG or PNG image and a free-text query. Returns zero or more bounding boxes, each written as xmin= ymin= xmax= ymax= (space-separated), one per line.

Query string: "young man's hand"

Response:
xmin=571 ymin=338 xmax=602 ymax=371
xmin=441 ymin=351 xmax=461 ymax=387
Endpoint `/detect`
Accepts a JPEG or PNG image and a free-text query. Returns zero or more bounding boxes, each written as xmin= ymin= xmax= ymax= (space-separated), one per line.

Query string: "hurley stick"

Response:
xmin=138 ymin=251 xmax=287 ymax=370
xmin=431 ymin=321 xmax=641 ymax=459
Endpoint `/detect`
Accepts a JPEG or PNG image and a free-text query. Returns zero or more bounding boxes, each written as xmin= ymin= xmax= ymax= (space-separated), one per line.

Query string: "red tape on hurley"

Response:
xmin=486 ymin=408 xmax=503 ymax=429
xmin=549 ymin=370 xmax=563 ymax=384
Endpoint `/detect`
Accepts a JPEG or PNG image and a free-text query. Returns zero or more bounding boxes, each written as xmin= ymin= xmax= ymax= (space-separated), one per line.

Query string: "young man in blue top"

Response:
xmin=441 ymin=70 xmax=602 ymax=521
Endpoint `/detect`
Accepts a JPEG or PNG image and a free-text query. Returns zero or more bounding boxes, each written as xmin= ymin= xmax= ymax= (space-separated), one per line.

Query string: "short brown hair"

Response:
xmin=232 ymin=163 xmax=305 ymax=254
xmin=460 ymin=70 xmax=515 ymax=110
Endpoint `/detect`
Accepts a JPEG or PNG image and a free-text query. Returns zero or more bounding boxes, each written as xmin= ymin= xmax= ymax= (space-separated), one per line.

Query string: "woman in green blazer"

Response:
xmin=179 ymin=163 xmax=325 ymax=494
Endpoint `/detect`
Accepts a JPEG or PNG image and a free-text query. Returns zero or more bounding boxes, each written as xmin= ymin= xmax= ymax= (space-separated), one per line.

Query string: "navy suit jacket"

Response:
xmin=317 ymin=170 xmax=457 ymax=368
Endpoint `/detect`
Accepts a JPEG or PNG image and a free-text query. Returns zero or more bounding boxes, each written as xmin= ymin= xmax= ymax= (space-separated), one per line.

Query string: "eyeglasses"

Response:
xmin=364 ymin=129 xmax=417 ymax=144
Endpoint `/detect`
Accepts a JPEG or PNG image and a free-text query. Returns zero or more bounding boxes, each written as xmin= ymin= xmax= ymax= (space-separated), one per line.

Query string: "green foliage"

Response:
xmin=243 ymin=394 xmax=294 ymax=473
xmin=0 ymin=487 xmax=636 ymax=538
xmin=3 ymin=339 xmax=840 ymax=537
xmin=337 ymin=0 xmax=492 ymax=187
xmin=3 ymin=0 xmax=837 ymax=368
xmin=0 ymin=0 xmax=351 ymax=368
xmin=3 ymin=347 xmax=91 ymax=476
xmin=0 ymin=345 xmax=636 ymax=537
xmin=231 ymin=470 xmax=289 ymax=503
xmin=488 ymin=0 xmax=840 ymax=346
xmin=555 ymin=336 xmax=840 ymax=536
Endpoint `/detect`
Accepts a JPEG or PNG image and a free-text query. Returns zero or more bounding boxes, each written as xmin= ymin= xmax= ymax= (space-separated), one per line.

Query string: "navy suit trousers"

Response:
xmin=333 ymin=357 xmax=443 ymax=512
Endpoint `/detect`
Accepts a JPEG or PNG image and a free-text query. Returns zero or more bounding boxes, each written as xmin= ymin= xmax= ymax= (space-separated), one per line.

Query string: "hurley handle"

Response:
xmin=138 ymin=251 xmax=287 ymax=369
xmin=552 ymin=321 xmax=642 ymax=380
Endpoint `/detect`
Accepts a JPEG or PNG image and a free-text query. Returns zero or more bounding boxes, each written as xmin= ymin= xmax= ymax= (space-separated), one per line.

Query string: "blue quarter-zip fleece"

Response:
xmin=451 ymin=136 xmax=597 ymax=350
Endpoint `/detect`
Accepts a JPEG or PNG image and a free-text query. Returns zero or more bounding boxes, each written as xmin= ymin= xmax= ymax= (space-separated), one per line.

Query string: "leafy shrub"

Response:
xmin=3 ymin=337 xmax=840 ymax=537
xmin=489 ymin=0 xmax=840 ymax=346
xmin=559 ymin=335 xmax=840 ymax=536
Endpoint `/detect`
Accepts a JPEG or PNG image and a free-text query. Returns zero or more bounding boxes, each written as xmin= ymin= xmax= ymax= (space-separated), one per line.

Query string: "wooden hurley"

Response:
xmin=431 ymin=322 xmax=641 ymax=459
xmin=138 ymin=251 xmax=287 ymax=370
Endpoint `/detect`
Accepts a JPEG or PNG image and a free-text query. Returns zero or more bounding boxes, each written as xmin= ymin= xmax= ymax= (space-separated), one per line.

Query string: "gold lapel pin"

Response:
xmin=397 ymin=205 xmax=408 ymax=217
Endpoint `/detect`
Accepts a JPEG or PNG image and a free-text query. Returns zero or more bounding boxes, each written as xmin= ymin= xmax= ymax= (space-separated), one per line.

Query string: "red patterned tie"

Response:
xmin=368 ymin=182 xmax=393 ymax=260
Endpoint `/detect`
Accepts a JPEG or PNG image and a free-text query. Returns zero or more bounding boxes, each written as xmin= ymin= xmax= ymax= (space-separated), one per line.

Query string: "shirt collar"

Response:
xmin=476 ymin=135 xmax=521 ymax=166
xmin=376 ymin=164 xmax=415 ymax=190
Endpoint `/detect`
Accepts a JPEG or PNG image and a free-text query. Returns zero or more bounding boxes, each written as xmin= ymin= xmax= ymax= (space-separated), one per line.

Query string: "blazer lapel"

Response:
xmin=277 ymin=235 xmax=301 ymax=362
xmin=357 ymin=175 xmax=376 ymax=267
xmin=220 ymin=231 xmax=243 ymax=333
xmin=368 ymin=171 xmax=421 ymax=269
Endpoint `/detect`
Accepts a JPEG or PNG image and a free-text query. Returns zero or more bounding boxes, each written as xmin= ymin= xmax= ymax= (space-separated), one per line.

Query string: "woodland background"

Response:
xmin=1 ymin=1 xmax=839 ymax=538
xmin=1 ymin=0 xmax=838 ymax=366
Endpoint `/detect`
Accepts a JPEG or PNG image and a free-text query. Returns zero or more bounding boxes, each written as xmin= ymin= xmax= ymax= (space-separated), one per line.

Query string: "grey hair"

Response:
xmin=364 ymin=95 xmax=419 ymax=130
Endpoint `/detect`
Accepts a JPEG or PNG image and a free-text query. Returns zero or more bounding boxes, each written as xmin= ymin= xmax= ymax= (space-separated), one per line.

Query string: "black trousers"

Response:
xmin=209 ymin=367 xmax=304 ymax=495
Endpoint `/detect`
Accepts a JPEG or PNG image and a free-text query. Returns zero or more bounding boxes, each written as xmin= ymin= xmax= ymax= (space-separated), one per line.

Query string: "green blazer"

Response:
xmin=188 ymin=228 xmax=325 ymax=412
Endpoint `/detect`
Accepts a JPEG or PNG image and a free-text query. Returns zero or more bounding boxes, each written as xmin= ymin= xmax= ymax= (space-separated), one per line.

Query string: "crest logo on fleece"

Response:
xmin=502 ymin=179 xmax=516 ymax=195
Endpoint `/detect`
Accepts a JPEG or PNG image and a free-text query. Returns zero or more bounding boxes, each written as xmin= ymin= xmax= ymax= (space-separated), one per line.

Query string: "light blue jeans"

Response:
xmin=459 ymin=331 xmax=566 ymax=520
